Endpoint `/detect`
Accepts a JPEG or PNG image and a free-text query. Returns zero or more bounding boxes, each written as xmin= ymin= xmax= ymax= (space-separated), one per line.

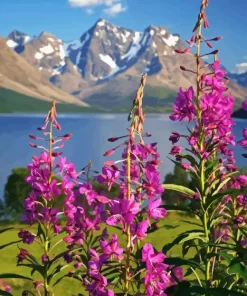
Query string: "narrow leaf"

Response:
xmin=0 ymin=228 xmax=13 ymax=235
xmin=162 ymin=184 xmax=196 ymax=197
xmin=0 ymin=273 xmax=32 ymax=281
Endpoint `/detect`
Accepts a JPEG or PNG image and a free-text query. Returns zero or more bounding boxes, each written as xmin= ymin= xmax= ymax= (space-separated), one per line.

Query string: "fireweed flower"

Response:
xmin=130 ymin=220 xmax=149 ymax=243
xmin=242 ymin=100 xmax=247 ymax=111
xmin=142 ymin=244 xmax=183 ymax=295
xmin=20 ymin=101 xmax=88 ymax=294
xmin=17 ymin=248 xmax=30 ymax=264
xmin=18 ymin=229 xmax=35 ymax=244
xmin=169 ymin=87 xmax=196 ymax=122
xmin=238 ymin=128 xmax=247 ymax=148
xmin=94 ymin=74 xmax=180 ymax=294
xmin=169 ymin=132 xmax=181 ymax=144
xmin=100 ymin=234 xmax=124 ymax=262
xmin=147 ymin=197 xmax=167 ymax=220
xmin=106 ymin=195 xmax=140 ymax=228
xmin=97 ymin=166 xmax=119 ymax=191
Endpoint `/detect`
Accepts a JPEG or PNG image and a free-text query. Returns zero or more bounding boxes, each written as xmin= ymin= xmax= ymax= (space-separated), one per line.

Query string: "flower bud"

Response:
xmin=174 ymin=49 xmax=184 ymax=54
xmin=41 ymin=254 xmax=49 ymax=264
xmin=29 ymin=142 xmax=37 ymax=148
xmin=52 ymin=152 xmax=63 ymax=157
xmin=104 ymin=161 xmax=115 ymax=166
xmin=212 ymin=36 xmax=222 ymax=41
xmin=103 ymin=149 xmax=115 ymax=157
xmin=206 ymin=41 xmax=213 ymax=48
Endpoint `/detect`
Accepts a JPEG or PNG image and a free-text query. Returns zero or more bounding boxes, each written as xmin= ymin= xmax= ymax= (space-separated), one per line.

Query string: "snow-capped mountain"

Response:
xmin=228 ymin=71 xmax=247 ymax=89
xmin=7 ymin=30 xmax=31 ymax=47
xmin=5 ymin=19 xmax=247 ymax=109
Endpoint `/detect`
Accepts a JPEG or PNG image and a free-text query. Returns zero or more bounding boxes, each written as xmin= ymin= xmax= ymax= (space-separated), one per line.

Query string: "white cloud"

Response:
xmin=68 ymin=0 xmax=127 ymax=16
xmin=85 ymin=8 xmax=94 ymax=14
xmin=103 ymin=3 xmax=127 ymax=16
xmin=68 ymin=0 xmax=118 ymax=7
xmin=235 ymin=63 xmax=247 ymax=74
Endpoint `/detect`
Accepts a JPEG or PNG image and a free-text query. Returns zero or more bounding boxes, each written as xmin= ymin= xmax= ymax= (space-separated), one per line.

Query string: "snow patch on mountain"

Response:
xmin=6 ymin=40 xmax=18 ymax=48
xmin=59 ymin=45 xmax=66 ymax=60
xmin=99 ymin=54 xmax=117 ymax=69
xmin=76 ymin=51 xmax=81 ymax=65
xmin=97 ymin=20 xmax=105 ymax=27
xmin=24 ymin=36 xmax=31 ymax=43
xmin=121 ymin=32 xmax=143 ymax=61
xmin=40 ymin=43 xmax=54 ymax=55
xmin=35 ymin=52 xmax=44 ymax=60
xmin=162 ymin=35 xmax=179 ymax=47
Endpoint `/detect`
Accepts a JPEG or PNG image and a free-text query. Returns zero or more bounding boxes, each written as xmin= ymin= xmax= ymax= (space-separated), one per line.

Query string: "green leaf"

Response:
xmin=0 ymin=227 xmax=13 ymax=235
xmin=52 ymin=275 xmax=67 ymax=287
xmin=180 ymin=220 xmax=202 ymax=228
xmin=37 ymin=223 xmax=46 ymax=242
xmin=164 ymin=257 xmax=203 ymax=270
xmin=0 ymin=240 xmax=22 ymax=250
xmin=182 ymin=240 xmax=197 ymax=257
xmin=47 ymin=264 xmax=70 ymax=284
xmin=227 ymin=259 xmax=247 ymax=282
xmin=220 ymin=251 xmax=234 ymax=264
xmin=163 ymin=230 xmax=206 ymax=253
xmin=0 ymin=273 xmax=32 ymax=281
xmin=205 ymin=159 xmax=219 ymax=171
xmin=206 ymin=288 xmax=247 ymax=296
xmin=162 ymin=184 xmax=196 ymax=197
xmin=0 ymin=290 xmax=12 ymax=296
xmin=181 ymin=154 xmax=198 ymax=167
xmin=205 ymin=189 xmax=239 ymax=210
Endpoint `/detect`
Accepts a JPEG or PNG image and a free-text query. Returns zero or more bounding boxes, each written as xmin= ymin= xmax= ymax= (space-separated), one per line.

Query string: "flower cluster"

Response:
xmin=60 ymin=74 xmax=181 ymax=295
xmin=142 ymin=244 xmax=183 ymax=296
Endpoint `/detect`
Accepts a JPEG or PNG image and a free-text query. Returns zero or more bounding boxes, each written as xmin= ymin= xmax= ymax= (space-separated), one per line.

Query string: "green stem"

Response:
xmin=195 ymin=4 xmax=211 ymax=287
xmin=43 ymin=106 xmax=54 ymax=296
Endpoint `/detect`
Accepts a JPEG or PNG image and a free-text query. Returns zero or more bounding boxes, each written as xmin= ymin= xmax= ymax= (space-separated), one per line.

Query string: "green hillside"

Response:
xmin=0 ymin=88 xmax=97 ymax=113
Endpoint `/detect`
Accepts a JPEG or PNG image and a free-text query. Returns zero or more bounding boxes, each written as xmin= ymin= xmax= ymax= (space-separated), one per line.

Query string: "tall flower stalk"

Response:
xmin=124 ymin=73 xmax=147 ymax=292
xmin=18 ymin=101 xmax=80 ymax=295
xmin=163 ymin=0 xmax=245 ymax=293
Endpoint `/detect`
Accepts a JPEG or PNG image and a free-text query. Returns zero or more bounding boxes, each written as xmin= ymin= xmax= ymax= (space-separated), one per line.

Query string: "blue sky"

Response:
xmin=0 ymin=0 xmax=246 ymax=72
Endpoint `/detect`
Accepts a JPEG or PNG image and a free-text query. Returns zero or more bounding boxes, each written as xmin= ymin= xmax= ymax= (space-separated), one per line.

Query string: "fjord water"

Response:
xmin=0 ymin=114 xmax=246 ymax=199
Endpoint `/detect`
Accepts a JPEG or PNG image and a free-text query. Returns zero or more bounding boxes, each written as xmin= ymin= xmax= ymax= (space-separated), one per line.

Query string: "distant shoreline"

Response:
xmin=0 ymin=112 xmax=245 ymax=120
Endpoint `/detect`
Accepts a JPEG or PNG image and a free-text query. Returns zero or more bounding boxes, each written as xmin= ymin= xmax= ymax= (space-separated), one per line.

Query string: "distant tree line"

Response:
xmin=2 ymin=165 xmax=247 ymax=221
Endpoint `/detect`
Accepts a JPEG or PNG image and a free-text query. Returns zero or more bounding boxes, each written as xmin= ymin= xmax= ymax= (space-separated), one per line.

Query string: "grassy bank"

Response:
xmin=0 ymin=212 xmax=199 ymax=295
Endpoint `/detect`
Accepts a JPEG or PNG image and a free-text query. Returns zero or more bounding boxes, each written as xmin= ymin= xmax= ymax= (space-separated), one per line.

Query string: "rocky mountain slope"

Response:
xmin=5 ymin=20 xmax=247 ymax=110
xmin=0 ymin=36 xmax=88 ymax=107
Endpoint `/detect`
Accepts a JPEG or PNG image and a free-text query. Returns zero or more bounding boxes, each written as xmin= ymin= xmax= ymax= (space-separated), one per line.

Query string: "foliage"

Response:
xmin=0 ymin=1 xmax=247 ymax=295
xmin=162 ymin=163 xmax=191 ymax=206
xmin=4 ymin=168 xmax=32 ymax=218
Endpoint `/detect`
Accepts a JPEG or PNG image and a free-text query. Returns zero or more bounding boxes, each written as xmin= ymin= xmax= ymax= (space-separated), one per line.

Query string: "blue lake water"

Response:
xmin=0 ymin=113 xmax=246 ymax=200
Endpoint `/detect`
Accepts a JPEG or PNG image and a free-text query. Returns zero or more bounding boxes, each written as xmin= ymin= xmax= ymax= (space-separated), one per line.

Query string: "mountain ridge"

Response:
xmin=4 ymin=18 xmax=247 ymax=110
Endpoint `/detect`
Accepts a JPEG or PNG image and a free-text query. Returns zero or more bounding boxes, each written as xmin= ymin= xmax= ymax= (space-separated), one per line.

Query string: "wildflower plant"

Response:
xmin=15 ymin=102 xmax=82 ymax=295
xmin=0 ymin=0 xmax=246 ymax=295
xmin=162 ymin=0 xmax=247 ymax=295
xmin=58 ymin=74 xmax=183 ymax=295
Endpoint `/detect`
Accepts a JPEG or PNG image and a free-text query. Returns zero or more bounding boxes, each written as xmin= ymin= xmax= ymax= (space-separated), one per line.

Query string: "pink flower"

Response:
xmin=131 ymin=220 xmax=149 ymax=242
xmin=106 ymin=195 xmax=140 ymax=227
xmin=170 ymin=146 xmax=183 ymax=156
xmin=18 ymin=229 xmax=35 ymax=244
xmin=147 ymin=198 xmax=167 ymax=220
xmin=242 ymin=101 xmax=247 ymax=111
xmin=170 ymin=87 xmax=195 ymax=122
xmin=100 ymin=234 xmax=124 ymax=262
xmin=142 ymin=165 xmax=164 ymax=197
xmin=97 ymin=166 xmax=119 ymax=191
